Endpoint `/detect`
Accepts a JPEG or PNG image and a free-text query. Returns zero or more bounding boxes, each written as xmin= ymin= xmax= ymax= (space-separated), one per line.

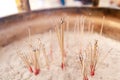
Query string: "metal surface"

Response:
xmin=0 ymin=7 xmax=120 ymax=47
xmin=92 ymin=0 xmax=99 ymax=6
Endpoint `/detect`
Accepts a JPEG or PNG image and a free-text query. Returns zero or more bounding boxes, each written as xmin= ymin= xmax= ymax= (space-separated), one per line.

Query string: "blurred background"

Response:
xmin=0 ymin=0 xmax=120 ymax=18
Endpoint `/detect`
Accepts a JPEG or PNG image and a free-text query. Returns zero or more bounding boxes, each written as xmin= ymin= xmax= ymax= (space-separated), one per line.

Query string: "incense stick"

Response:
xmin=27 ymin=43 xmax=41 ymax=75
xmin=89 ymin=40 xmax=99 ymax=76
xmin=49 ymin=30 xmax=53 ymax=61
xmin=33 ymin=49 xmax=40 ymax=75
xmin=66 ymin=16 xmax=70 ymax=49
xmin=66 ymin=16 xmax=69 ymax=32
xmin=91 ymin=21 xmax=94 ymax=34
xmin=42 ymin=44 xmax=49 ymax=69
xmin=100 ymin=16 xmax=105 ymax=35
xmin=79 ymin=50 xmax=89 ymax=80
xmin=88 ymin=13 xmax=92 ymax=33
xmin=16 ymin=15 xmax=111 ymax=79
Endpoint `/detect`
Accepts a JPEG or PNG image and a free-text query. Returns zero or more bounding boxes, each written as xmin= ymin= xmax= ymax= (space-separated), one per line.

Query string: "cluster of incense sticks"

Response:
xmin=77 ymin=16 xmax=112 ymax=80
xmin=17 ymin=43 xmax=39 ymax=75
xmin=17 ymin=50 xmax=33 ymax=73
xmin=17 ymin=39 xmax=50 ymax=75
xmin=90 ymin=40 xmax=99 ymax=76
xmin=79 ymin=40 xmax=112 ymax=80
xmin=17 ymin=47 xmax=40 ymax=75
xmin=79 ymin=48 xmax=89 ymax=80
xmin=55 ymin=18 xmax=66 ymax=70
xmin=17 ymin=28 xmax=50 ymax=75
xmin=16 ymin=16 xmax=112 ymax=80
